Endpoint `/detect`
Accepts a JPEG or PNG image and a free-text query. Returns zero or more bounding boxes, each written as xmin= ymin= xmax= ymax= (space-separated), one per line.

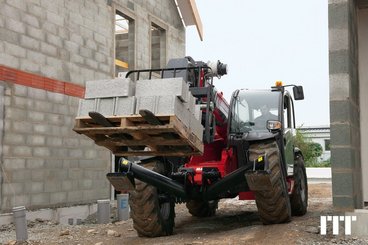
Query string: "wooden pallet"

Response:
xmin=73 ymin=115 xmax=203 ymax=156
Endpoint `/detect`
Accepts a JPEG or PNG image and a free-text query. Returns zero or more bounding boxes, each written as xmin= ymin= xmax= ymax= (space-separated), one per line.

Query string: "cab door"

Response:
xmin=283 ymin=94 xmax=296 ymax=174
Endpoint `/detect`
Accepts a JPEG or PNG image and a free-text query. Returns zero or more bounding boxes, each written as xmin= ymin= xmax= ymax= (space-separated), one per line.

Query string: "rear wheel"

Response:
xmin=129 ymin=161 xmax=175 ymax=237
xmin=249 ymin=141 xmax=292 ymax=224
xmin=290 ymin=154 xmax=308 ymax=216
xmin=186 ymin=200 xmax=218 ymax=217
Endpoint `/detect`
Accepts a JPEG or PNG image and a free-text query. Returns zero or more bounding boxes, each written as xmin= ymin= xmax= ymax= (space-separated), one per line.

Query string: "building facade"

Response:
xmin=329 ymin=0 xmax=368 ymax=209
xmin=0 ymin=0 xmax=197 ymax=212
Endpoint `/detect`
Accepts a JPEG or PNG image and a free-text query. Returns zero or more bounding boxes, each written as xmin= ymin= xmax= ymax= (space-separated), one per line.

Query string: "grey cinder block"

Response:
xmin=135 ymin=96 xmax=157 ymax=114
xmin=155 ymin=96 xmax=189 ymax=127
xmin=85 ymin=78 xmax=135 ymax=99
xmin=114 ymin=96 xmax=136 ymax=116
xmin=185 ymin=91 xmax=196 ymax=112
xmin=78 ymin=99 xmax=96 ymax=116
xmin=194 ymin=105 xmax=202 ymax=122
xmin=97 ymin=98 xmax=115 ymax=116
xmin=190 ymin=114 xmax=204 ymax=141
xmin=135 ymin=78 xmax=189 ymax=102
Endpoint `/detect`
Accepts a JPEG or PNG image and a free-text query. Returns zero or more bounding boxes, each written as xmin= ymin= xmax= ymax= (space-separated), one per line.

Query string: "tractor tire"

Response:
xmin=249 ymin=141 xmax=292 ymax=224
xmin=186 ymin=200 xmax=219 ymax=217
xmin=129 ymin=161 xmax=175 ymax=237
xmin=290 ymin=154 xmax=308 ymax=216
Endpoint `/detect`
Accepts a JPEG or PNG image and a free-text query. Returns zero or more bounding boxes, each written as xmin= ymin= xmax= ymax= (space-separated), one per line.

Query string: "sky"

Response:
xmin=185 ymin=0 xmax=329 ymax=127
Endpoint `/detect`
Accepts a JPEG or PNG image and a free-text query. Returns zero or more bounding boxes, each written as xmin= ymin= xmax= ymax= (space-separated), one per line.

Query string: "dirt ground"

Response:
xmin=1 ymin=183 xmax=367 ymax=245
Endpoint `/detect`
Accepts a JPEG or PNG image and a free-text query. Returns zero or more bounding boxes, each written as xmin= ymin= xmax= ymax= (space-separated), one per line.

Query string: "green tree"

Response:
xmin=294 ymin=129 xmax=323 ymax=165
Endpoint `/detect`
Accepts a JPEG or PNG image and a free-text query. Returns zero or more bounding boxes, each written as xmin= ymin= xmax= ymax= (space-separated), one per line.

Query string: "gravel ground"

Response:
xmin=1 ymin=183 xmax=368 ymax=245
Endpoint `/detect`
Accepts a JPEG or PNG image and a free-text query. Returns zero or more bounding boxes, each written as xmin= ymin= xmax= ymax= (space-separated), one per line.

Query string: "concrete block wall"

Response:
xmin=0 ymin=84 xmax=111 ymax=211
xmin=0 ymin=0 xmax=114 ymax=84
xmin=329 ymin=0 xmax=363 ymax=209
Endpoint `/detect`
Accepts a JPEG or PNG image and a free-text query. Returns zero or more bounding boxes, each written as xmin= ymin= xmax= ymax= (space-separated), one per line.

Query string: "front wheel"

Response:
xmin=129 ymin=161 xmax=175 ymax=237
xmin=290 ymin=154 xmax=308 ymax=216
xmin=186 ymin=200 xmax=218 ymax=217
xmin=249 ymin=141 xmax=292 ymax=224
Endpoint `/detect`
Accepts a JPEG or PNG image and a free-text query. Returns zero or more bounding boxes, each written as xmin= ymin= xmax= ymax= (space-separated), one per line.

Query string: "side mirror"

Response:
xmin=293 ymin=86 xmax=304 ymax=100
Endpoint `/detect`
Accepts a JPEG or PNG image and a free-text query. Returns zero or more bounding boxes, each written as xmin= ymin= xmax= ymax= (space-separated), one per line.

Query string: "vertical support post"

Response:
xmin=117 ymin=193 xmax=129 ymax=221
xmin=97 ymin=199 xmax=111 ymax=224
xmin=12 ymin=206 xmax=28 ymax=241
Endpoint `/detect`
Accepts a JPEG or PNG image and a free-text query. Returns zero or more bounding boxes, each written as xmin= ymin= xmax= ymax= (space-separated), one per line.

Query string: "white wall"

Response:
xmin=358 ymin=9 xmax=368 ymax=202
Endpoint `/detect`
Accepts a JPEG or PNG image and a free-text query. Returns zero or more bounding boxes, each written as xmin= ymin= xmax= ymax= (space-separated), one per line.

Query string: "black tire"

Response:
xmin=129 ymin=161 xmax=175 ymax=237
xmin=186 ymin=199 xmax=218 ymax=217
xmin=290 ymin=154 xmax=308 ymax=216
xmin=249 ymin=141 xmax=292 ymax=224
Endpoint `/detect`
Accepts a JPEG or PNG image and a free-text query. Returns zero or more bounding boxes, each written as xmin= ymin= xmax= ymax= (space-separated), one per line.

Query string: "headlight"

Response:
xmin=267 ymin=120 xmax=282 ymax=131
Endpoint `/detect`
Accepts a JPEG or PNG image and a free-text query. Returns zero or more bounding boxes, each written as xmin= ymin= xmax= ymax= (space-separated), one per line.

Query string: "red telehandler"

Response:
xmin=100 ymin=57 xmax=308 ymax=237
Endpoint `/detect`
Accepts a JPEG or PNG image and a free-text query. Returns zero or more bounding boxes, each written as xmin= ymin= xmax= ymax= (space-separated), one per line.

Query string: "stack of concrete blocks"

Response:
xmin=78 ymin=78 xmax=136 ymax=117
xmin=135 ymin=78 xmax=203 ymax=140
xmin=77 ymin=77 xmax=203 ymax=141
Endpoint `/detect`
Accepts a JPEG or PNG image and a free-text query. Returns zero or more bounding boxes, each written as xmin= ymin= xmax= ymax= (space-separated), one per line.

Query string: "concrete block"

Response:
xmin=4 ymin=42 xmax=26 ymax=58
xmin=329 ymin=49 xmax=349 ymax=74
xmin=333 ymin=196 xmax=354 ymax=209
xmin=4 ymin=133 xmax=25 ymax=145
xmin=80 ymin=46 xmax=94 ymax=59
xmin=46 ymin=136 xmax=63 ymax=147
xmin=46 ymin=33 xmax=62 ymax=47
xmin=41 ymin=42 xmax=58 ymax=56
xmin=25 ymin=182 xmax=44 ymax=193
xmin=26 ymin=135 xmax=46 ymax=145
xmin=332 ymin=172 xmax=354 ymax=196
xmin=135 ymin=96 xmax=157 ymax=114
xmin=194 ymin=105 xmax=202 ymax=122
xmin=20 ymin=59 xmax=40 ymax=73
xmin=13 ymin=85 xmax=28 ymax=97
xmin=50 ymin=192 xmax=67 ymax=204
xmin=97 ymin=98 xmax=115 ymax=116
xmin=20 ymin=35 xmax=40 ymax=51
xmin=331 ymin=123 xmax=352 ymax=146
xmin=31 ymin=193 xmax=50 ymax=206
xmin=85 ymin=78 xmax=135 ymax=99
xmin=7 ymin=107 xmax=27 ymax=120
xmin=135 ymin=78 xmax=190 ymax=102
xmin=33 ymin=147 xmax=51 ymax=157
xmin=78 ymin=99 xmax=97 ymax=116
xmin=12 ymin=146 xmax=32 ymax=156
xmin=44 ymin=180 xmax=61 ymax=192
xmin=2 ymin=183 xmax=23 ymax=195
xmin=346 ymin=210 xmax=368 ymax=236
xmin=114 ymin=96 xmax=136 ymax=115
xmin=26 ymin=159 xmax=45 ymax=169
xmin=155 ymin=96 xmax=190 ymax=127
xmin=5 ymin=18 xmax=25 ymax=34
xmin=31 ymin=169 xmax=46 ymax=181
xmin=22 ymin=13 xmax=40 ymax=28
xmin=27 ymin=25 xmax=45 ymax=41
xmin=12 ymin=96 xmax=33 ymax=109
xmin=67 ymin=190 xmax=84 ymax=202
xmin=190 ymin=114 xmax=204 ymax=141
xmin=3 ymin=158 xmax=25 ymax=170
xmin=33 ymin=124 xmax=51 ymax=134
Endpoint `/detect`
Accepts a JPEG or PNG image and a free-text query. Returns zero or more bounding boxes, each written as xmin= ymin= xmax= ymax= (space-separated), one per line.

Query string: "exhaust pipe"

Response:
xmin=118 ymin=160 xmax=187 ymax=199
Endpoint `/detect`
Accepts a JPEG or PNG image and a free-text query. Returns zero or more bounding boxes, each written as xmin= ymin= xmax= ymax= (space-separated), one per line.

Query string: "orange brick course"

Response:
xmin=0 ymin=65 xmax=85 ymax=98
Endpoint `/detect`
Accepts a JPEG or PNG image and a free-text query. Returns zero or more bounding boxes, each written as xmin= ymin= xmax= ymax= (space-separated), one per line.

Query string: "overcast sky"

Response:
xmin=185 ymin=0 xmax=329 ymax=127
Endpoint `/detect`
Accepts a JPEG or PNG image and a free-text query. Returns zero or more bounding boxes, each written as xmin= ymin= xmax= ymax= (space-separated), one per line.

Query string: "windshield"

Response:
xmin=230 ymin=90 xmax=280 ymax=133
